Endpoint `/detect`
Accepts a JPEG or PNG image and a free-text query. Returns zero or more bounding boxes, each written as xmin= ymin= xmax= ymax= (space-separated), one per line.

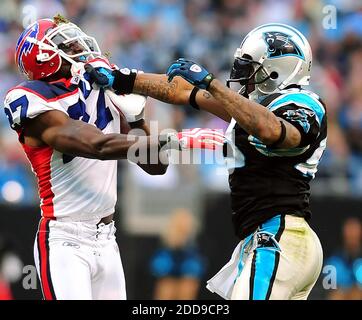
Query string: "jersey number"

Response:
xmin=63 ymin=89 xmax=113 ymax=164
xmin=4 ymin=95 xmax=29 ymax=129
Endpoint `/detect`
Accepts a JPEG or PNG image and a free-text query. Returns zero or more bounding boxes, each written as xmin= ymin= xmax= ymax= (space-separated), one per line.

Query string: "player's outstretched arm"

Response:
xmin=207 ymin=78 xmax=301 ymax=147
xmin=167 ymin=59 xmax=302 ymax=148
xmin=84 ymin=65 xmax=231 ymax=122
xmin=133 ymin=73 xmax=232 ymax=122
xmin=24 ymin=110 xmax=168 ymax=174
xmin=23 ymin=111 xmax=224 ymax=172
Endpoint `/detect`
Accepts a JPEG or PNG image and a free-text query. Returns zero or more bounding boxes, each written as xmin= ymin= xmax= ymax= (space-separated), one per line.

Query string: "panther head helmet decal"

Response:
xmin=263 ymin=31 xmax=305 ymax=60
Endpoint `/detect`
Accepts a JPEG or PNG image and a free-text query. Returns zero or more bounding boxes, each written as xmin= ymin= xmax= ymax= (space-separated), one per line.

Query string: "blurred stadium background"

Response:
xmin=0 ymin=0 xmax=361 ymax=300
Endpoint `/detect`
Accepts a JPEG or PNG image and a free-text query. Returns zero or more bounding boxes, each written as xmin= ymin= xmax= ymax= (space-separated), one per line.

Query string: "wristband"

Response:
xmin=189 ymin=87 xmax=200 ymax=110
xmin=112 ymin=69 xmax=137 ymax=95
xmin=269 ymin=120 xmax=286 ymax=148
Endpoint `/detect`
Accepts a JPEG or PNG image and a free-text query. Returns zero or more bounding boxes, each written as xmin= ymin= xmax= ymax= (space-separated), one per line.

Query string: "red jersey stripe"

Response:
xmin=23 ymin=144 xmax=55 ymax=218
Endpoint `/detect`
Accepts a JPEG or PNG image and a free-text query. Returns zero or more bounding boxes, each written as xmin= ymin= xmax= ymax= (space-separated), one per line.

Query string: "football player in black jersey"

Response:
xmin=86 ymin=23 xmax=326 ymax=300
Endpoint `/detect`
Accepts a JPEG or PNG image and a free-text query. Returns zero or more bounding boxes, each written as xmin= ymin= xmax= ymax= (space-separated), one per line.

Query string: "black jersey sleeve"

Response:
xmin=272 ymin=103 xmax=320 ymax=147
xmin=248 ymin=91 xmax=326 ymax=157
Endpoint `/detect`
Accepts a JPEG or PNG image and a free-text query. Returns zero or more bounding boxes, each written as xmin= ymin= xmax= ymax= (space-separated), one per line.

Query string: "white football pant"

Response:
xmin=208 ymin=215 xmax=323 ymax=300
xmin=33 ymin=218 xmax=126 ymax=300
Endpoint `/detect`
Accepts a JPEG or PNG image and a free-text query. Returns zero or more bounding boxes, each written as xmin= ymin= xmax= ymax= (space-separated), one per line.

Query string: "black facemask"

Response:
xmin=226 ymin=56 xmax=272 ymax=98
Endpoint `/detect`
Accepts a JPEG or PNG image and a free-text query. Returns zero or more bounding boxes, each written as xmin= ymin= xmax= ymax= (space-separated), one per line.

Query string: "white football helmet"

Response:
xmin=227 ymin=23 xmax=312 ymax=100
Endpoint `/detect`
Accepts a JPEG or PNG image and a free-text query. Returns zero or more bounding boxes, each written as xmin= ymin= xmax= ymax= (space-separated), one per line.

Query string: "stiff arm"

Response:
xmin=133 ymin=73 xmax=231 ymax=123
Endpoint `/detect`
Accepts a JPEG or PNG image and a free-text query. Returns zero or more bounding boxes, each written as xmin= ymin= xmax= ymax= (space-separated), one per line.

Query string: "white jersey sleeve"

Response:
xmin=4 ymin=87 xmax=69 ymax=130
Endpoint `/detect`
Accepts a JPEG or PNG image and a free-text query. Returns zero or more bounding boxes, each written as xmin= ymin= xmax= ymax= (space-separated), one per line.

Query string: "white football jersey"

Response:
xmin=4 ymin=58 xmax=146 ymax=221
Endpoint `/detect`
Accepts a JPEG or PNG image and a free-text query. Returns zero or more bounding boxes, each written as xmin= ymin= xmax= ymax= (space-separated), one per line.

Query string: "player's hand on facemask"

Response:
xmin=84 ymin=64 xmax=138 ymax=95
xmin=166 ymin=58 xmax=215 ymax=90
xmin=159 ymin=128 xmax=225 ymax=151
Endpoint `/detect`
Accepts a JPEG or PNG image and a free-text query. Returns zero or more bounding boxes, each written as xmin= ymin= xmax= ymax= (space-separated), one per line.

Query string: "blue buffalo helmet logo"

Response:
xmin=16 ymin=22 xmax=40 ymax=75
xmin=263 ymin=31 xmax=304 ymax=60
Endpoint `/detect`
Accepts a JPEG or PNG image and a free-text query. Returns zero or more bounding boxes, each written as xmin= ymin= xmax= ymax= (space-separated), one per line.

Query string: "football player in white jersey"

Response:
xmin=88 ymin=23 xmax=326 ymax=300
xmin=4 ymin=16 xmax=224 ymax=300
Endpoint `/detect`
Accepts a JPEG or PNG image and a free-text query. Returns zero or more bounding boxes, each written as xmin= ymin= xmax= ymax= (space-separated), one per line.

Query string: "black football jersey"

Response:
xmin=224 ymin=87 xmax=327 ymax=239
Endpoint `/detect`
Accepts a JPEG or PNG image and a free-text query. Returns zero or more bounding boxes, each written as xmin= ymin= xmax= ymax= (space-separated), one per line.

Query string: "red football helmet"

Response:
xmin=15 ymin=18 xmax=101 ymax=80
